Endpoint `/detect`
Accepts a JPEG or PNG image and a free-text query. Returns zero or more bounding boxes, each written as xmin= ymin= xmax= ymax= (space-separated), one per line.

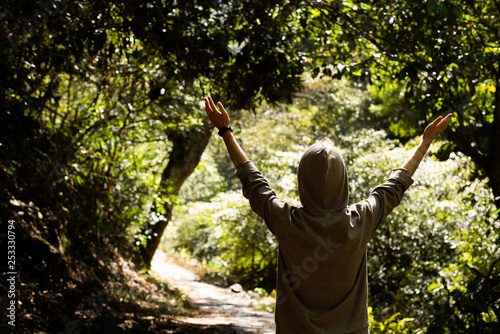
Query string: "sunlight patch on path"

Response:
xmin=152 ymin=250 xmax=276 ymax=334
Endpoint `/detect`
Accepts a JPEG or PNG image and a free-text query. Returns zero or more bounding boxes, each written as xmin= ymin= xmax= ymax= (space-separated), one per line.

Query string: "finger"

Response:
xmin=431 ymin=115 xmax=443 ymax=126
xmin=217 ymin=101 xmax=227 ymax=114
xmin=205 ymin=97 xmax=214 ymax=117
xmin=205 ymin=96 xmax=212 ymax=110
xmin=205 ymin=96 xmax=212 ymax=111
xmin=437 ymin=113 xmax=453 ymax=128
xmin=204 ymin=97 xmax=211 ymax=119
xmin=208 ymin=96 xmax=220 ymax=114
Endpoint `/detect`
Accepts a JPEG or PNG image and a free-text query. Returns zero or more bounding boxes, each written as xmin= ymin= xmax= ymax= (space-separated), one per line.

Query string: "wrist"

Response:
xmin=420 ymin=138 xmax=432 ymax=148
xmin=218 ymin=125 xmax=233 ymax=137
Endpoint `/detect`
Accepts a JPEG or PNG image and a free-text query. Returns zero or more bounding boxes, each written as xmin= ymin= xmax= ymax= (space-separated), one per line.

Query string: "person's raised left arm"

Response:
xmin=204 ymin=96 xmax=249 ymax=169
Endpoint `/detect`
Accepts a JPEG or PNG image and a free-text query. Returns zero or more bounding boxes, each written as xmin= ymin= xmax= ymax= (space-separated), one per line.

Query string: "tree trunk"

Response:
xmin=446 ymin=76 xmax=500 ymax=211
xmin=138 ymin=119 xmax=214 ymax=267
xmin=487 ymin=77 xmax=500 ymax=210
xmin=486 ymin=167 xmax=500 ymax=211
xmin=449 ymin=126 xmax=500 ymax=211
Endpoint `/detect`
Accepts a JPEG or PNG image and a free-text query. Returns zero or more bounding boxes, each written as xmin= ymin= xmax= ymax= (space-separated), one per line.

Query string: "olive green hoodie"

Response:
xmin=236 ymin=142 xmax=413 ymax=333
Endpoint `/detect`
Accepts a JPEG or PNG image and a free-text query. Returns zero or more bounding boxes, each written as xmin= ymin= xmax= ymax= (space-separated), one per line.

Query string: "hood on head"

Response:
xmin=297 ymin=142 xmax=349 ymax=212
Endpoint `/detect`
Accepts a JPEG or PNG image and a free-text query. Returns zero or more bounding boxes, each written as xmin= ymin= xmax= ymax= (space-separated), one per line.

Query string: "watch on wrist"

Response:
xmin=218 ymin=126 xmax=233 ymax=137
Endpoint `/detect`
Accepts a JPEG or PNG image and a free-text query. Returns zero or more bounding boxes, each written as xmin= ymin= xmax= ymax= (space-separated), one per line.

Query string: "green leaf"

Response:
xmin=427 ymin=0 xmax=439 ymax=13
xmin=312 ymin=67 xmax=320 ymax=79
xmin=439 ymin=3 xmax=449 ymax=16
xmin=451 ymin=5 xmax=463 ymax=20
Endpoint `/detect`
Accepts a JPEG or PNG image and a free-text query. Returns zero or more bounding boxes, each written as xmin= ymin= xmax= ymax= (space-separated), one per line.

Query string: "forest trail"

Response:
xmin=151 ymin=250 xmax=276 ymax=334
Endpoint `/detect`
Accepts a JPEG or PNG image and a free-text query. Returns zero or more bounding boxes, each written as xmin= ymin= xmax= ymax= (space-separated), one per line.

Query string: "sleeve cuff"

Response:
xmin=390 ymin=168 xmax=414 ymax=190
xmin=236 ymin=160 xmax=258 ymax=181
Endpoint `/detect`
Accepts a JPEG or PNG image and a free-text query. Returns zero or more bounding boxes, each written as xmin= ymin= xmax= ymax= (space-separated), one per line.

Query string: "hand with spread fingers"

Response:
xmin=422 ymin=113 xmax=453 ymax=144
xmin=204 ymin=96 xmax=230 ymax=130
xmin=204 ymin=96 xmax=249 ymax=168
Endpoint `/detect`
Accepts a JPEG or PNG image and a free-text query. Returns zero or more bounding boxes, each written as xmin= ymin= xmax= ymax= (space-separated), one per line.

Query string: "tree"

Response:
xmin=301 ymin=0 xmax=500 ymax=209
xmin=120 ymin=0 xmax=311 ymax=265
xmin=1 ymin=0 xmax=313 ymax=268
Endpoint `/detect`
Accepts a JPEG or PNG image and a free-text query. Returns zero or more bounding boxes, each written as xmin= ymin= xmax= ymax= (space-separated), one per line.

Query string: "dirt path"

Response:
xmin=151 ymin=250 xmax=276 ymax=334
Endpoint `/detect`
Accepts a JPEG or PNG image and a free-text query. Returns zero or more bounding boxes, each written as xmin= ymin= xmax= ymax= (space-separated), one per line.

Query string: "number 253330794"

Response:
xmin=7 ymin=220 xmax=15 ymax=271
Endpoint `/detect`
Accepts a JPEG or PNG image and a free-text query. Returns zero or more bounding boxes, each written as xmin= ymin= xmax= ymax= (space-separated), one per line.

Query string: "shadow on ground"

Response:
xmin=162 ymin=322 xmax=253 ymax=333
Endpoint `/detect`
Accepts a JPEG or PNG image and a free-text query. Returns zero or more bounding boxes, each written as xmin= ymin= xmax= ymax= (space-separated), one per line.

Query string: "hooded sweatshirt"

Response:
xmin=236 ymin=142 xmax=414 ymax=334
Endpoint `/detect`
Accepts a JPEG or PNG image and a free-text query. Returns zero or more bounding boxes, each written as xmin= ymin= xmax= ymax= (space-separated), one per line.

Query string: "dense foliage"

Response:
xmin=1 ymin=0 xmax=311 ymax=270
xmin=301 ymin=0 xmax=500 ymax=209
xmin=1 ymin=0 xmax=309 ymax=331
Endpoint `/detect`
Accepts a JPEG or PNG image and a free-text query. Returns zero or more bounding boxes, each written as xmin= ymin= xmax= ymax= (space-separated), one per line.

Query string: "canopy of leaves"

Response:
xmin=298 ymin=0 xmax=500 ymax=207
xmin=0 ymin=0 xmax=309 ymax=331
